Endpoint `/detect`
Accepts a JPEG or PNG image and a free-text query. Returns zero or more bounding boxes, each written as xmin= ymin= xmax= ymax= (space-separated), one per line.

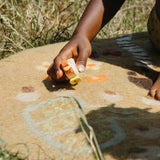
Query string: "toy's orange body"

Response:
xmin=61 ymin=59 xmax=81 ymax=85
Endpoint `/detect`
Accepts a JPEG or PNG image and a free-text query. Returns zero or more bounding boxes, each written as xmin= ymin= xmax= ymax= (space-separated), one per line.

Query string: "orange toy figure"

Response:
xmin=61 ymin=58 xmax=81 ymax=85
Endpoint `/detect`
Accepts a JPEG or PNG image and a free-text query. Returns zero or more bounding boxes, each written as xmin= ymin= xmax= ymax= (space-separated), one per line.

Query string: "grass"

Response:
xmin=0 ymin=141 xmax=55 ymax=160
xmin=0 ymin=138 xmax=28 ymax=160
xmin=0 ymin=0 xmax=155 ymax=59
xmin=71 ymin=96 xmax=104 ymax=160
xmin=0 ymin=147 xmax=22 ymax=160
xmin=0 ymin=0 xmax=89 ymax=59
xmin=98 ymin=0 xmax=155 ymax=38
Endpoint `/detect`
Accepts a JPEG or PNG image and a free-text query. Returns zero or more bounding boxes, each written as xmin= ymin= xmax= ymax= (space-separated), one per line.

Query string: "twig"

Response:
xmin=66 ymin=96 xmax=104 ymax=160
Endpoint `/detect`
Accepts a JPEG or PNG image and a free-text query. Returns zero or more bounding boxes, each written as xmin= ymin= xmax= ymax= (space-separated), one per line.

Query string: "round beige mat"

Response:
xmin=0 ymin=32 xmax=160 ymax=160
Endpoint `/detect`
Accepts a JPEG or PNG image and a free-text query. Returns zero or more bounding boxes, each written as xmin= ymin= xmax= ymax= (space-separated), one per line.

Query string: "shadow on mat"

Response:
xmin=41 ymin=32 xmax=160 ymax=159
xmin=90 ymin=32 xmax=160 ymax=84
xmin=75 ymin=105 xmax=160 ymax=160
xmin=43 ymin=32 xmax=160 ymax=92
xmin=42 ymin=78 xmax=75 ymax=91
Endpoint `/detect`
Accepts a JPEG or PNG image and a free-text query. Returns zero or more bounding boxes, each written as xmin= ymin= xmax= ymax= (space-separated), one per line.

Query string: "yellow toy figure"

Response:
xmin=61 ymin=58 xmax=81 ymax=85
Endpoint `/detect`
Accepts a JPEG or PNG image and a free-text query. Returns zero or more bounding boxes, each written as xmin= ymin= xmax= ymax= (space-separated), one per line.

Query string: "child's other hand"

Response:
xmin=47 ymin=35 xmax=91 ymax=81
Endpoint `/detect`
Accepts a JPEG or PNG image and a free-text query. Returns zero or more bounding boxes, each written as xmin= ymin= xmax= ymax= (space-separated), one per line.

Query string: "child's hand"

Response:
xmin=47 ymin=35 xmax=91 ymax=81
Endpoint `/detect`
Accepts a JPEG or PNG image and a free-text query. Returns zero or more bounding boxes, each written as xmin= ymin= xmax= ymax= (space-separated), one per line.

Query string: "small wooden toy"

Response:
xmin=61 ymin=58 xmax=81 ymax=85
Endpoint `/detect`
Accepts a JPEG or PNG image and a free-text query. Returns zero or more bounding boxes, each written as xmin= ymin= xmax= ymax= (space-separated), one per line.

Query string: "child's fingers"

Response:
xmin=47 ymin=47 xmax=73 ymax=81
xmin=149 ymin=88 xmax=156 ymax=98
xmin=47 ymin=58 xmax=63 ymax=80
xmin=53 ymin=56 xmax=64 ymax=79
xmin=47 ymin=63 xmax=57 ymax=80
xmin=76 ymin=46 xmax=91 ymax=72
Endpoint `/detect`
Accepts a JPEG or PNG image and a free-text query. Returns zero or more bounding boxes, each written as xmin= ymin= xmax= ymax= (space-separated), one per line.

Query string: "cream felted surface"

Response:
xmin=0 ymin=32 xmax=160 ymax=160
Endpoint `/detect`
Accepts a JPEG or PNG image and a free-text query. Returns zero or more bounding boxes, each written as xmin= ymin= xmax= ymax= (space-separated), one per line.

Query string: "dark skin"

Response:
xmin=149 ymin=0 xmax=160 ymax=100
xmin=47 ymin=0 xmax=160 ymax=100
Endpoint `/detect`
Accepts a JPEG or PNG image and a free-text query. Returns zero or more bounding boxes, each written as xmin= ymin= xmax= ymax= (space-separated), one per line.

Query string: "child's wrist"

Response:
xmin=72 ymin=32 xmax=90 ymax=42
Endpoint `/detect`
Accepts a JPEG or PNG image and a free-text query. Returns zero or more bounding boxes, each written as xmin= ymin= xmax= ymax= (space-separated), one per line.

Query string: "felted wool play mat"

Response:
xmin=1 ymin=32 xmax=160 ymax=160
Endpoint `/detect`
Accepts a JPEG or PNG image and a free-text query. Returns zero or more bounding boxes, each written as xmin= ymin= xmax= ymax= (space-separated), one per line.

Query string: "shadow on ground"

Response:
xmin=41 ymin=32 xmax=160 ymax=159
xmin=90 ymin=32 xmax=160 ymax=84
xmin=75 ymin=105 xmax=160 ymax=160
xmin=43 ymin=79 xmax=75 ymax=91
xmin=43 ymin=32 xmax=160 ymax=92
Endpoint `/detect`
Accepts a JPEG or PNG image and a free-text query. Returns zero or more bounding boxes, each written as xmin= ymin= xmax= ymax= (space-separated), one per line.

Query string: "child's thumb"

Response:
xmin=78 ymin=64 xmax=85 ymax=72
xmin=76 ymin=54 xmax=88 ymax=73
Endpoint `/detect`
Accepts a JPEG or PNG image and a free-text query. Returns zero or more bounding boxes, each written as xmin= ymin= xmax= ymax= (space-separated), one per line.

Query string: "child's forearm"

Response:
xmin=73 ymin=0 xmax=125 ymax=41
